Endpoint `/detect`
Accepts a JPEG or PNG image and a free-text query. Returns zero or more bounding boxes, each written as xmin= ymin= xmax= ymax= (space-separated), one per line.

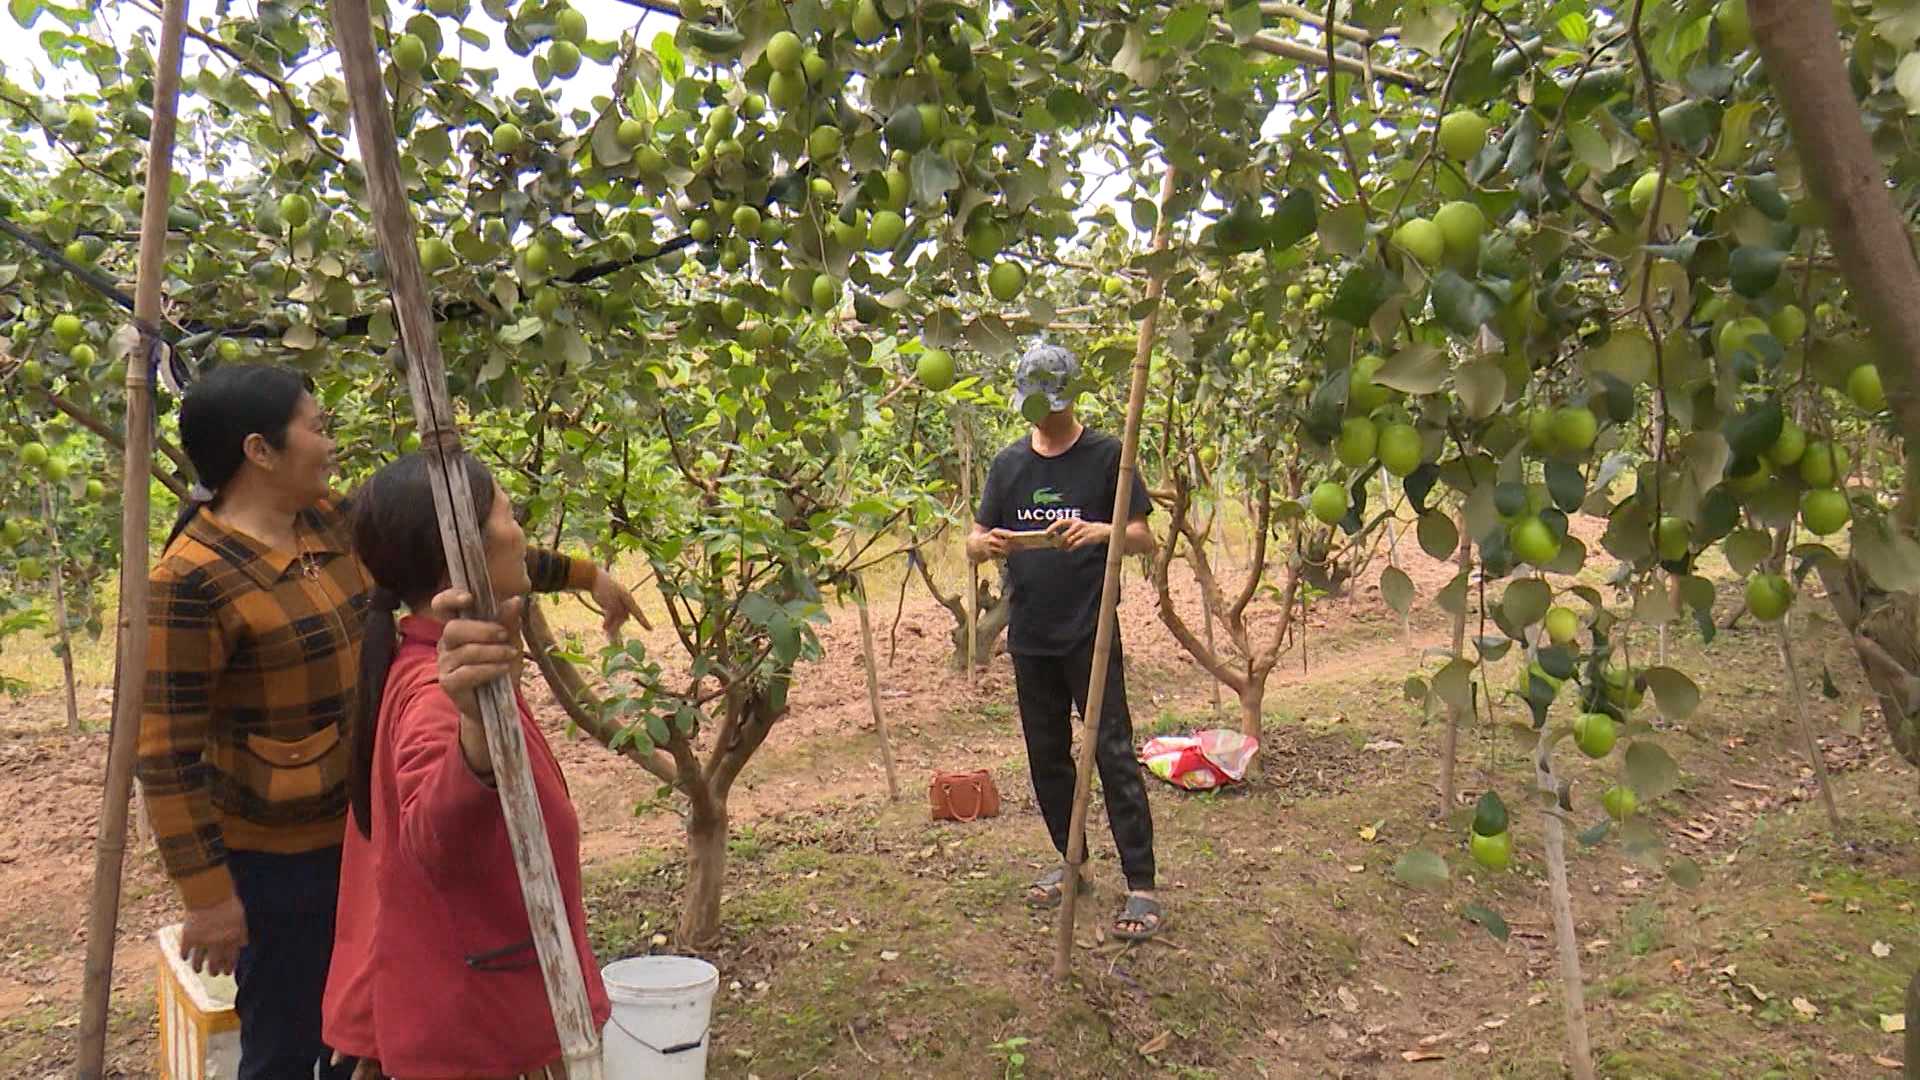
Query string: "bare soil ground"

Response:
xmin=2 ymin=531 xmax=1915 ymax=1078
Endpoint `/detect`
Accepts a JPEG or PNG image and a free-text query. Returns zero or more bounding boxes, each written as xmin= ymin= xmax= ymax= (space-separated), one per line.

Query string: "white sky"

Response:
xmin=0 ymin=0 xmax=663 ymax=142
xmin=0 ymin=1 xmax=1298 ymax=233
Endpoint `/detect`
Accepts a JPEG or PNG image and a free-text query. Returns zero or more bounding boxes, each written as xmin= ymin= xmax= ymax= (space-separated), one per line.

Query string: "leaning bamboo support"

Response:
xmin=44 ymin=482 xmax=80 ymax=734
xmin=853 ymin=575 xmax=901 ymax=801
xmin=959 ymin=419 xmax=978 ymax=684
xmin=75 ymin=0 xmax=188 ymax=1071
xmin=1535 ymin=735 xmax=1596 ymax=1080
xmin=1054 ymin=166 xmax=1178 ymax=980
xmin=1778 ymin=614 xmax=1844 ymax=838
xmin=327 ymin=1 xmax=603 ymax=1074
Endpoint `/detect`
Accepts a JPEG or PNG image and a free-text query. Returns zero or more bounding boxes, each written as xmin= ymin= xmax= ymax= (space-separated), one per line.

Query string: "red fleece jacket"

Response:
xmin=323 ymin=616 xmax=609 ymax=1077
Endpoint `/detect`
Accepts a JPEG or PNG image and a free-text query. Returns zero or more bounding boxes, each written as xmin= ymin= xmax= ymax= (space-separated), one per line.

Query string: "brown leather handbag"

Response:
xmin=928 ymin=769 xmax=1001 ymax=822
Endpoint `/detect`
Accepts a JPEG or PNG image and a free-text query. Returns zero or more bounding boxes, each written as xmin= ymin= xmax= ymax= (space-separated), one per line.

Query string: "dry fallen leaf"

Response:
xmin=1874 ymin=1054 xmax=1903 ymax=1068
xmin=1810 ymin=892 xmax=1832 ymax=905
xmin=1471 ymin=1042 xmax=1491 ymax=1055
xmin=1875 ymin=941 xmax=1894 ymax=959
xmin=1360 ymin=824 xmax=1379 ymax=842
xmin=1336 ymin=986 xmax=1361 ymax=1013
xmin=1792 ymin=997 xmax=1818 ymax=1018
xmin=1403 ymin=931 xmax=1421 ymax=948
xmin=878 ymin=950 xmax=900 ymax=962
xmin=1346 ymin=864 xmax=1367 ymax=873
xmin=1883 ymin=1013 xmax=1907 ymax=1034
xmin=1400 ymin=1050 xmax=1445 ymax=1063
xmin=1138 ymin=1032 xmax=1171 ymax=1056
xmin=1417 ymin=1031 xmax=1453 ymax=1047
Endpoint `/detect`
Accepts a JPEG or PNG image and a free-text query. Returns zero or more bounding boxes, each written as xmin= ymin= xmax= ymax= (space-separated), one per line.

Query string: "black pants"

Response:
xmin=228 ymin=846 xmax=356 ymax=1080
xmin=1012 ymin=637 xmax=1156 ymax=892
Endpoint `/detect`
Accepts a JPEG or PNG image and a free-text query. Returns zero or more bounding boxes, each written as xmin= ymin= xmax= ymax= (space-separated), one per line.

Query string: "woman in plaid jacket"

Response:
xmin=136 ymin=364 xmax=641 ymax=1079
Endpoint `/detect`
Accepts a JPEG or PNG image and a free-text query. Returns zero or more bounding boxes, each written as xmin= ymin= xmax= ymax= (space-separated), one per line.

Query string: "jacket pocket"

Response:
xmin=241 ymin=724 xmax=348 ymax=803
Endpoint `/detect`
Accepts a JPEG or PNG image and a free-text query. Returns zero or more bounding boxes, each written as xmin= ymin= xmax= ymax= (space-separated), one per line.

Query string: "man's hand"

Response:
xmin=970 ymin=528 xmax=1014 ymax=562
xmin=429 ymin=590 xmax=524 ymax=723
xmin=1048 ymin=518 xmax=1114 ymax=552
xmin=180 ymin=894 xmax=247 ymax=977
xmin=588 ymin=567 xmax=650 ymax=640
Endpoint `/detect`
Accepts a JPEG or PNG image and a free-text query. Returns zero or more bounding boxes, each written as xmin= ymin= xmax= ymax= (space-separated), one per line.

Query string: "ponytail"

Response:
xmin=163 ymin=484 xmax=217 ymax=551
xmin=350 ymin=586 xmax=404 ymax=839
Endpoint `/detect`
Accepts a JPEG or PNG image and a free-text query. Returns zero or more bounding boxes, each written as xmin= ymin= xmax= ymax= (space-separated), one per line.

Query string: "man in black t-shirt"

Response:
xmin=967 ymin=343 xmax=1163 ymax=941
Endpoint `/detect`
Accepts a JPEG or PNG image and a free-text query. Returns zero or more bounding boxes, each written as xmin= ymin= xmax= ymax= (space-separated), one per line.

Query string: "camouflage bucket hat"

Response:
xmin=1013 ymin=343 xmax=1080 ymax=417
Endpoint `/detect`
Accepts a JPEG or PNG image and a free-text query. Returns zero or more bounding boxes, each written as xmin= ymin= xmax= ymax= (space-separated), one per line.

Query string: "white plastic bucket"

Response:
xmin=602 ymin=955 xmax=719 ymax=1080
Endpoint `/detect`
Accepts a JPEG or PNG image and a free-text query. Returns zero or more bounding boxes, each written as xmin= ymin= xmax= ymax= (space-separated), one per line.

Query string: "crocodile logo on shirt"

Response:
xmin=1017 ymin=486 xmax=1082 ymax=525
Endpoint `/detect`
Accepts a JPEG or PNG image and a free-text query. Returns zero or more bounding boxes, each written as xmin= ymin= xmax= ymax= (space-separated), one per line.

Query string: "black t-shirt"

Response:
xmin=975 ymin=428 xmax=1153 ymax=657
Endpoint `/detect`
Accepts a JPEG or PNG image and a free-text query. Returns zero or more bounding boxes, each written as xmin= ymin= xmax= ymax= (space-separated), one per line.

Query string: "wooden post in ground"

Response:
xmin=327 ymin=1 xmax=603 ymax=1074
xmin=853 ymin=575 xmax=900 ymax=801
xmin=958 ymin=417 xmax=978 ymax=684
xmin=1436 ymin=514 xmax=1472 ymax=815
xmin=75 ymin=0 xmax=188 ymax=1071
xmin=1535 ymin=734 xmax=1596 ymax=1080
xmin=43 ymin=482 xmax=80 ymax=734
xmin=1054 ymin=167 xmax=1178 ymax=980
xmin=1778 ymin=613 xmax=1844 ymax=838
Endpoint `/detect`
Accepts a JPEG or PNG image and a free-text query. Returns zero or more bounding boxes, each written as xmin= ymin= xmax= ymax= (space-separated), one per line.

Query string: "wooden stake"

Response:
xmin=1383 ymin=476 xmax=1412 ymax=651
xmin=1536 ymin=742 xmax=1596 ymax=1080
xmin=1054 ymin=167 xmax=1178 ymax=981
xmin=1207 ymin=446 xmax=1224 ymax=720
xmin=1778 ymin=613 xmax=1844 ymax=838
xmin=853 ymin=575 xmax=900 ymax=801
xmin=959 ymin=418 xmax=978 ymax=684
xmin=43 ymin=482 xmax=80 ymax=734
xmin=328 ymin=2 xmax=602 ymax=1074
xmin=1437 ymin=514 xmax=1471 ymax=815
xmin=75 ymin=0 xmax=187 ymax=1070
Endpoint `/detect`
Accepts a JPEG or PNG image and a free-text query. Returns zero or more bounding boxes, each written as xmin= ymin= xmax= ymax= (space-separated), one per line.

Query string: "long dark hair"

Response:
xmin=167 ymin=364 xmax=314 ymax=548
xmin=348 ymin=450 xmax=498 ymax=838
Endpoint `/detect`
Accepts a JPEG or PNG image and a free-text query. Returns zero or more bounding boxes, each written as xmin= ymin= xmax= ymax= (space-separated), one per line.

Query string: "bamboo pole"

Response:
xmin=75 ymin=0 xmax=187 ymax=1070
xmin=1778 ymin=613 xmax=1844 ymax=838
xmin=1437 ymin=514 xmax=1471 ymax=814
xmin=1535 ymin=738 xmax=1596 ymax=1080
xmin=327 ymin=2 xmax=603 ymax=1075
xmin=853 ymin=575 xmax=900 ymax=801
xmin=44 ymin=482 xmax=80 ymax=734
xmin=959 ymin=418 xmax=978 ymax=684
xmin=1054 ymin=167 xmax=1178 ymax=980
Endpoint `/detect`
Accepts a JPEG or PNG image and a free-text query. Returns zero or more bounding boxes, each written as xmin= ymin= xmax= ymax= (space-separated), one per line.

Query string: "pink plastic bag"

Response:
xmin=1137 ymin=729 xmax=1259 ymax=791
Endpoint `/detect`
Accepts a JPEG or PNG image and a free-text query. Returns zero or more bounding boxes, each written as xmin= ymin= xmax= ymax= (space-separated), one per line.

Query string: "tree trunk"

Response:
xmin=678 ymin=790 xmax=729 ymax=950
xmin=1237 ymin=683 xmax=1265 ymax=740
xmin=1748 ymin=0 xmax=1920 ymax=451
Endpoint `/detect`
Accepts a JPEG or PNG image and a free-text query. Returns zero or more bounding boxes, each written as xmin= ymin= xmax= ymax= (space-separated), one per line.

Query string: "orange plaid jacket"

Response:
xmin=136 ymin=497 xmax=590 ymax=910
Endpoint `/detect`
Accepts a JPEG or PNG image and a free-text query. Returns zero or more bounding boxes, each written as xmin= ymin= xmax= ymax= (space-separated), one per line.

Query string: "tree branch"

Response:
xmin=522 ymin=600 xmax=678 ymax=786
xmin=26 ymin=384 xmax=190 ymax=499
xmin=1230 ymin=475 xmax=1273 ymax=623
xmin=1244 ymin=30 xmax=1429 ymax=90
xmin=1152 ymin=475 xmax=1251 ymax=695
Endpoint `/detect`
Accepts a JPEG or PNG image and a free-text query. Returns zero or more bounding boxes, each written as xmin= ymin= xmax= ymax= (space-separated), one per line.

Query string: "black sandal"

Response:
xmin=1112 ymin=894 xmax=1165 ymax=941
xmin=1026 ymin=866 xmax=1093 ymax=909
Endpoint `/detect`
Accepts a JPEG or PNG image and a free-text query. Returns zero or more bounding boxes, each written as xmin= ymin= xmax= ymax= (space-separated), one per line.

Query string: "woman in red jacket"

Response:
xmin=323 ymin=450 xmax=610 ymax=1079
